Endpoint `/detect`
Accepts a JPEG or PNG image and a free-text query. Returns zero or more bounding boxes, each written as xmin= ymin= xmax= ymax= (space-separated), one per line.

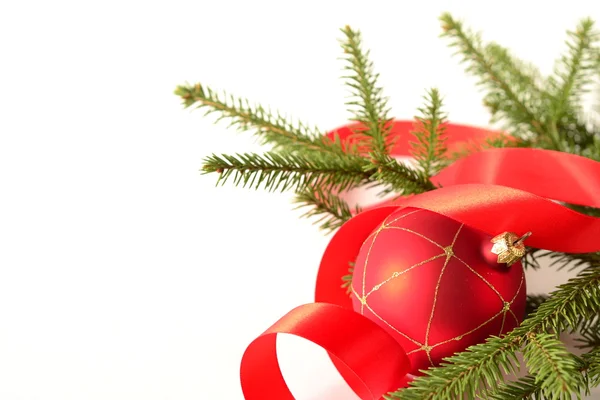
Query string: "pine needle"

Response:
xmin=388 ymin=266 xmax=600 ymax=399
xmin=341 ymin=262 xmax=354 ymax=295
xmin=410 ymin=88 xmax=449 ymax=178
xmin=548 ymin=18 xmax=599 ymax=122
xmin=526 ymin=294 xmax=549 ymax=317
xmin=584 ymin=348 xmax=600 ymax=387
xmin=489 ymin=376 xmax=542 ymax=400
xmin=440 ymin=13 xmax=548 ymax=144
xmin=293 ymin=186 xmax=361 ymax=233
xmin=202 ymin=152 xmax=371 ymax=193
xmin=340 ymin=26 xmax=392 ymax=155
xmin=523 ymin=333 xmax=581 ymax=396
xmin=363 ymin=155 xmax=436 ymax=195
xmin=174 ymin=83 xmax=346 ymax=154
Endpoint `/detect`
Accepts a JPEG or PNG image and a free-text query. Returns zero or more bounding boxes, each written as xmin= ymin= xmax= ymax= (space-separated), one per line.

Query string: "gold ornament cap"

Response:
xmin=490 ymin=231 xmax=531 ymax=267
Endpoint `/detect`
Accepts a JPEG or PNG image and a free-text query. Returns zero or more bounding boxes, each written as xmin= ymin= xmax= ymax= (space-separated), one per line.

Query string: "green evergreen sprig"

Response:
xmin=523 ymin=248 xmax=600 ymax=274
xmin=584 ymin=347 xmax=600 ymax=387
xmin=341 ymin=262 xmax=354 ymax=294
xmin=202 ymin=152 xmax=371 ymax=192
xmin=577 ymin=320 xmax=600 ymax=349
xmin=387 ymin=336 xmax=522 ymax=400
xmin=546 ymin=18 xmax=599 ymax=153
xmin=568 ymin=203 xmax=600 ymax=218
xmin=340 ymin=25 xmax=392 ymax=155
xmin=522 ymin=248 xmax=544 ymax=270
xmin=447 ymin=134 xmax=521 ymax=164
xmin=410 ymin=88 xmax=448 ymax=178
xmin=339 ymin=26 xmax=436 ymax=196
xmin=363 ymin=154 xmax=436 ymax=195
xmin=526 ymin=294 xmax=549 ymax=317
xmin=440 ymin=13 xmax=548 ymax=145
xmin=523 ymin=333 xmax=581 ymax=396
xmin=489 ymin=375 xmax=542 ymax=400
xmin=388 ymin=266 xmax=600 ymax=399
xmin=174 ymin=83 xmax=346 ymax=154
xmin=478 ymin=347 xmax=600 ymax=400
xmin=546 ymin=251 xmax=600 ymax=271
xmin=548 ymin=18 xmax=598 ymax=126
xmin=488 ymin=348 xmax=600 ymax=399
xmin=203 ymin=150 xmax=434 ymax=195
xmin=293 ymin=186 xmax=360 ymax=233
xmin=440 ymin=13 xmax=600 ymax=154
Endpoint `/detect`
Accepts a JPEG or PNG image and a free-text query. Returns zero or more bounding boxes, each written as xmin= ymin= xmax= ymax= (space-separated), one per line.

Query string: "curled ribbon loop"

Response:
xmin=240 ymin=303 xmax=411 ymax=400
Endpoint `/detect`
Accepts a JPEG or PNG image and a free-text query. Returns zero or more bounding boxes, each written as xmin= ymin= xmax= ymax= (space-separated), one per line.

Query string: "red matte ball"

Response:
xmin=351 ymin=207 xmax=526 ymax=374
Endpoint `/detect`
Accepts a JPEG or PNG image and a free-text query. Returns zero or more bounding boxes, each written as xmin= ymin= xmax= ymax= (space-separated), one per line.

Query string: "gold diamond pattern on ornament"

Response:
xmin=352 ymin=209 xmax=525 ymax=366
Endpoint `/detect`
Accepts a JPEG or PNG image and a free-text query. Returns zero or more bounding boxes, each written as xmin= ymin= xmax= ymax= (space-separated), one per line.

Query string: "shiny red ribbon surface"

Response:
xmin=240 ymin=303 xmax=410 ymax=400
xmin=434 ymin=148 xmax=600 ymax=208
xmin=241 ymin=120 xmax=600 ymax=400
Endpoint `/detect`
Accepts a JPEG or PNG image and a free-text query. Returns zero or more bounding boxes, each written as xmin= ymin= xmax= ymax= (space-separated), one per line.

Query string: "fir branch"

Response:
xmin=338 ymin=27 xmax=432 ymax=195
xmin=584 ymin=347 xmax=600 ymax=387
xmin=567 ymin=203 xmax=600 ymax=218
xmin=577 ymin=320 xmax=600 ymax=349
xmin=410 ymin=88 xmax=448 ymax=178
xmin=448 ymin=134 xmax=522 ymax=163
xmin=580 ymin=133 xmax=600 ymax=161
xmin=388 ymin=266 xmax=600 ymax=399
xmin=522 ymin=248 xmax=545 ymax=270
xmin=204 ymin=150 xmax=435 ymax=195
xmin=439 ymin=13 xmax=549 ymax=144
xmin=174 ymin=83 xmax=346 ymax=154
xmin=546 ymin=251 xmax=600 ymax=272
xmin=523 ymin=333 xmax=581 ymax=396
xmin=340 ymin=26 xmax=392 ymax=155
xmin=526 ymin=294 xmax=549 ymax=317
xmin=441 ymin=15 xmax=600 ymax=152
xmin=202 ymin=152 xmax=371 ymax=192
xmin=490 ymin=347 xmax=600 ymax=399
xmin=521 ymin=267 xmax=600 ymax=335
xmin=522 ymin=249 xmax=600 ymax=272
xmin=489 ymin=376 xmax=542 ymax=400
xmin=387 ymin=336 xmax=521 ymax=400
xmin=364 ymin=156 xmax=436 ymax=195
xmin=548 ymin=18 xmax=599 ymax=123
xmin=293 ymin=186 xmax=360 ymax=233
xmin=575 ymin=312 xmax=600 ymax=349
xmin=545 ymin=18 xmax=600 ymax=151
xmin=341 ymin=262 xmax=354 ymax=295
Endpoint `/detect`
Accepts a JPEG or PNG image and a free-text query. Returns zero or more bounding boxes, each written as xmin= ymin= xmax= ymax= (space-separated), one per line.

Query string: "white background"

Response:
xmin=1 ymin=1 xmax=599 ymax=399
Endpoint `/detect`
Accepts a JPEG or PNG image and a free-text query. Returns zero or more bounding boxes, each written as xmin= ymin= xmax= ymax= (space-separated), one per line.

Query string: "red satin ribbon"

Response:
xmin=240 ymin=303 xmax=411 ymax=400
xmin=326 ymin=120 xmax=507 ymax=155
xmin=328 ymin=121 xmax=600 ymax=209
xmin=393 ymin=184 xmax=600 ymax=253
xmin=241 ymin=120 xmax=600 ymax=400
xmin=434 ymin=148 xmax=600 ymax=208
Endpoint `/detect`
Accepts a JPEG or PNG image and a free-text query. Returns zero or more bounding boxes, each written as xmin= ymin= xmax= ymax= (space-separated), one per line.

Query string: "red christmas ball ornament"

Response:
xmin=351 ymin=207 xmax=526 ymax=374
